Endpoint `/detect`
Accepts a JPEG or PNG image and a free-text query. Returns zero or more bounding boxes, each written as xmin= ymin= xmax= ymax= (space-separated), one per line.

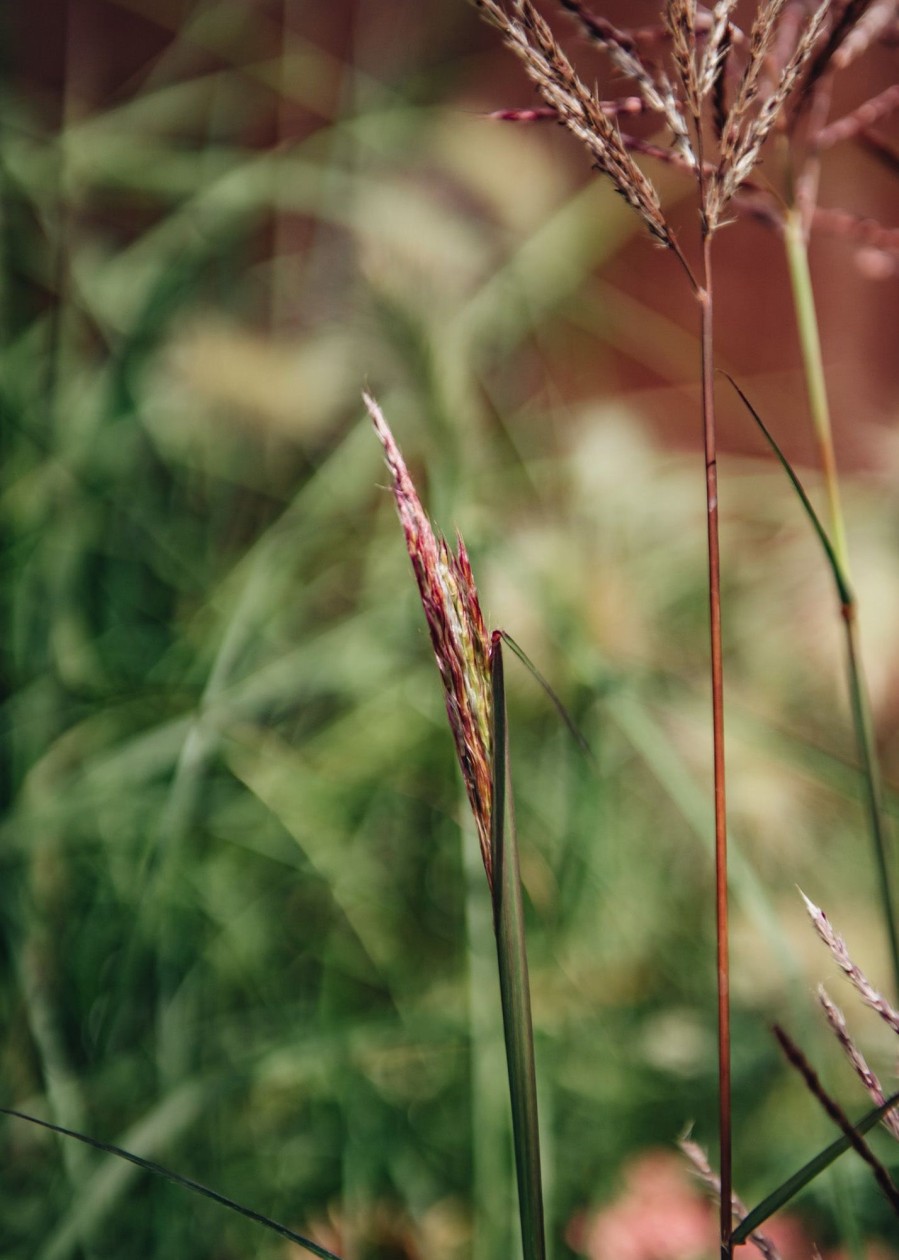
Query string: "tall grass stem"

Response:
xmin=698 ymin=231 xmax=732 ymax=1260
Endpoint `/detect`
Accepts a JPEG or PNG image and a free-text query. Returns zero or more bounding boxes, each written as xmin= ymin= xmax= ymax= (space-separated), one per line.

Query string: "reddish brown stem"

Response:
xmin=699 ymin=230 xmax=731 ymax=1260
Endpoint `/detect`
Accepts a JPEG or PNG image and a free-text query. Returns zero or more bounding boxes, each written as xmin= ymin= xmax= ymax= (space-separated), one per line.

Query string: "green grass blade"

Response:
xmin=731 ymin=1093 xmax=899 ymax=1244
xmin=724 ymin=369 xmax=899 ymax=996
xmin=499 ymin=630 xmax=594 ymax=765
xmin=35 ymin=1080 xmax=208 ymax=1260
xmin=490 ymin=638 xmax=547 ymax=1260
xmin=0 ymin=1107 xmax=343 ymax=1260
xmin=721 ymin=372 xmax=851 ymax=607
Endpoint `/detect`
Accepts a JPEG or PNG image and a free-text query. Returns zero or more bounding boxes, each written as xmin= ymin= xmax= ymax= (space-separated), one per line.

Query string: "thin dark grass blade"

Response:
xmin=773 ymin=1024 xmax=899 ymax=1213
xmin=731 ymin=1092 xmax=899 ymax=1243
xmin=0 ymin=1107 xmax=343 ymax=1260
xmin=490 ymin=635 xmax=546 ymax=1260
xmin=499 ymin=630 xmax=595 ymax=765
xmin=725 ymin=370 xmax=899 ymax=995
xmin=844 ymin=616 xmax=899 ymax=998
xmin=722 ymin=372 xmax=851 ymax=605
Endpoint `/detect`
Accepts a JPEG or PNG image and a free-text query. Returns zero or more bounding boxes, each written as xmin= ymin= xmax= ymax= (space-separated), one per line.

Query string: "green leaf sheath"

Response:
xmin=490 ymin=638 xmax=547 ymax=1260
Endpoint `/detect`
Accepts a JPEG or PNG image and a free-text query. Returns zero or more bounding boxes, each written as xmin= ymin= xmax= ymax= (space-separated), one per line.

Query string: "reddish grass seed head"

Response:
xmin=365 ymin=393 xmax=495 ymax=887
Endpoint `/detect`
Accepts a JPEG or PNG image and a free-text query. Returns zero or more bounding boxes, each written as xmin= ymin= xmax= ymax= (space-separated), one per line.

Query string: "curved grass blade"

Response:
xmin=725 ymin=370 xmax=899 ymax=996
xmin=731 ymin=1092 xmax=899 ymax=1243
xmin=0 ymin=1107 xmax=343 ymax=1260
xmin=721 ymin=371 xmax=851 ymax=606
xmin=499 ymin=631 xmax=595 ymax=766
xmin=490 ymin=635 xmax=546 ymax=1260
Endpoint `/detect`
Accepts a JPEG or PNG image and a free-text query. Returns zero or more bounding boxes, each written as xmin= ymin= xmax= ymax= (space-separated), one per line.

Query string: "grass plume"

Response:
xmin=366 ymin=393 xmax=545 ymax=1260
xmin=472 ymin=0 xmax=676 ymax=248
xmin=801 ymin=891 xmax=899 ymax=1036
xmin=365 ymin=392 xmax=494 ymax=886
xmin=817 ymin=988 xmax=899 ymax=1141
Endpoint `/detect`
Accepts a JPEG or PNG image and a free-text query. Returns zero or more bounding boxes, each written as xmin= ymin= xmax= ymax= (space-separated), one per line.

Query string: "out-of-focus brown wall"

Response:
xmin=10 ymin=0 xmax=898 ymax=466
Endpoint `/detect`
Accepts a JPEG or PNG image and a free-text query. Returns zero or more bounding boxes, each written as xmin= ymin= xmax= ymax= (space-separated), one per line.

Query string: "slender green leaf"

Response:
xmin=490 ymin=637 xmax=546 ymax=1260
xmin=732 ymin=1093 xmax=899 ymax=1243
xmin=725 ymin=368 xmax=899 ymax=996
xmin=499 ymin=630 xmax=594 ymax=765
xmin=722 ymin=371 xmax=852 ymax=606
xmin=0 ymin=1107 xmax=343 ymax=1260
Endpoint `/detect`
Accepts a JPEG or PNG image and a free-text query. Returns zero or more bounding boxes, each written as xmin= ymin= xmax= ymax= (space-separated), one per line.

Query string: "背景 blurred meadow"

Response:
xmin=3 ymin=1 xmax=899 ymax=1256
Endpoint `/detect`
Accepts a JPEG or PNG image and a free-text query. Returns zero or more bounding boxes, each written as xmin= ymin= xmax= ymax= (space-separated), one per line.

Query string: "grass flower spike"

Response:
xmin=367 ymin=393 xmax=546 ymax=1260
xmin=365 ymin=393 xmax=495 ymax=888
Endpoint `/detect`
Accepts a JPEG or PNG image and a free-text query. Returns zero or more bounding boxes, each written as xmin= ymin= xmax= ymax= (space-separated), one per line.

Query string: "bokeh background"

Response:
xmin=3 ymin=2 xmax=898 ymax=1257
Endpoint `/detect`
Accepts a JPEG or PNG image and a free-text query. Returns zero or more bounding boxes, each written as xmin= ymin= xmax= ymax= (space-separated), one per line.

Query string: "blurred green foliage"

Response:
xmin=2 ymin=3 xmax=897 ymax=1257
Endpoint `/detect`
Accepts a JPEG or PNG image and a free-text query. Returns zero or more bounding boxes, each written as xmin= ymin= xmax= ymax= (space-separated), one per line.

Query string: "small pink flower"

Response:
xmin=568 ymin=1149 xmax=826 ymax=1260
xmin=568 ymin=1151 xmax=715 ymax=1260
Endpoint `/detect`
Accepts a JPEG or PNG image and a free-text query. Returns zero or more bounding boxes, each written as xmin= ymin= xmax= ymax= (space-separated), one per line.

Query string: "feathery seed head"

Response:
xmin=474 ymin=0 xmax=674 ymax=246
xmin=699 ymin=1 xmax=739 ymax=102
xmin=366 ymin=393 xmax=495 ymax=887
xmin=709 ymin=0 xmax=829 ymax=229
xmin=666 ymin=0 xmax=701 ymax=120
xmin=817 ymin=986 xmax=899 ymax=1140
xmin=479 ymin=0 xmax=885 ymax=249
xmin=564 ymin=0 xmax=695 ymax=166
xmin=801 ymin=889 xmax=899 ymax=1036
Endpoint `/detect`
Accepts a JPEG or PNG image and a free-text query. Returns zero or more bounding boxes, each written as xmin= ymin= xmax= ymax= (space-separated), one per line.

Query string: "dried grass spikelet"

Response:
xmin=698 ymin=1 xmax=740 ymax=102
xmin=473 ymin=0 xmax=673 ymax=247
xmin=723 ymin=0 xmax=790 ymax=149
xmin=707 ymin=0 xmax=829 ymax=229
xmin=679 ymin=1138 xmax=784 ymax=1260
xmin=365 ymin=393 xmax=495 ymax=887
xmin=798 ymin=891 xmax=899 ymax=1165
xmin=817 ymin=986 xmax=899 ymax=1141
xmin=801 ymin=890 xmax=899 ymax=1035
xmin=665 ymin=0 xmax=737 ymax=122
xmin=665 ymin=0 xmax=701 ymax=120
xmin=560 ymin=0 xmax=695 ymax=166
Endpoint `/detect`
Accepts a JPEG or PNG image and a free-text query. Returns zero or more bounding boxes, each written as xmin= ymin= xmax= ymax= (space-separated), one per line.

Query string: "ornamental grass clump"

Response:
xmin=5 ymin=6 xmax=899 ymax=1258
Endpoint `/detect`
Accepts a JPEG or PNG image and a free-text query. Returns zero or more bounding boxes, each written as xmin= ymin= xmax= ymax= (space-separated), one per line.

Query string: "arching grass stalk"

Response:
xmin=782 ymin=210 xmax=899 ymax=996
xmin=366 ymin=393 xmax=546 ymax=1260
xmin=0 ymin=1106 xmax=342 ymax=1260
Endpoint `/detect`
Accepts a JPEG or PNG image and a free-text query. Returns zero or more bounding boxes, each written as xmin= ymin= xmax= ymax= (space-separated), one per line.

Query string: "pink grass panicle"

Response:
xmin=365 ymin=393 xmax=495 ymax=889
